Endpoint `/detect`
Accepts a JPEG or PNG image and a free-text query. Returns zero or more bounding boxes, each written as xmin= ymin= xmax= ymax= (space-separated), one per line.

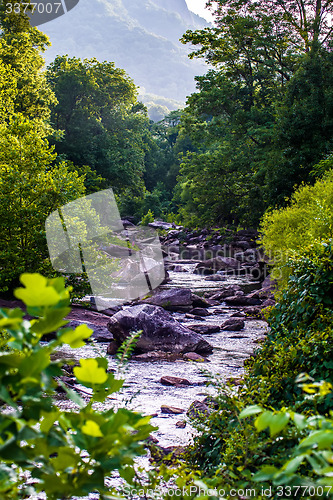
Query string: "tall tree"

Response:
xmin=47 ymin=56 xmax=150 ymax=193
xmin=175 ymin=0 xmax=333 ymax=226
xmin=0 ymin=117 xmax=86 ymax=292
xmin=0 ymin=5 xmax=86 ymax=292
xmin=0 ymin=0 xmax=56 ymax=127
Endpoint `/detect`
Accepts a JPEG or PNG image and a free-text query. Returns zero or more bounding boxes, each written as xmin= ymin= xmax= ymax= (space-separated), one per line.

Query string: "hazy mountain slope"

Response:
xmin=42 ymin=0 xmax=209 ymax=114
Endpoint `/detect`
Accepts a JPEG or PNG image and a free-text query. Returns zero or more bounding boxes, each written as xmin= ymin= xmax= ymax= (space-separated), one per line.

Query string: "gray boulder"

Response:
xmin=107 ymin=304 xmax=213 ymax=354
xmin=195 ymin=256 xmax=240 ymax=275
xmin=221 ymin=318 xmax=245 ymax=331
xmin=142 ymin=288 xmax=192 ymax=311
xmin=224 ymin=295 xmax=261 ymax=306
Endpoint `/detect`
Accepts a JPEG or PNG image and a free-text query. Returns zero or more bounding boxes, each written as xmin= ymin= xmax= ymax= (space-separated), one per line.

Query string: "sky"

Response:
xmin=185 ymin=0 xmax=215 ymax=22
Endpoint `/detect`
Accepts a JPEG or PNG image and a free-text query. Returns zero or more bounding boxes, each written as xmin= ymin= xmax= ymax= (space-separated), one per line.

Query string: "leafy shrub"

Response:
xmin=246 ymin=241 xmax=333 ymax=411
xmin=140 ymin=209 xmax=155 ymax=225
xmin=239 ymin=380 xmax=333 ymax=497
xmin=0 ymin=273 xmax=154 ymax=498
xmin=260 ymin=169 xmax=333 ymax=287
xmin=180 ymin=243 xmax=333 ymax=495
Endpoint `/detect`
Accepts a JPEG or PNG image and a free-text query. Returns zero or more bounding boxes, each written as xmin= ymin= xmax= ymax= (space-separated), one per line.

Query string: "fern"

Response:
xmin=116 ymin=330 xmax=142 ymax=373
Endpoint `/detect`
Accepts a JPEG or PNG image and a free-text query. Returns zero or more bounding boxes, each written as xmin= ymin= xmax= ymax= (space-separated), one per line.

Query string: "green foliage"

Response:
xmin=0 ymin=115 xmax=86 ymax=292
xmin=240 ymin=381 xmax=333 ymax=495
xmin=267 ymin=49 xmax=333 ymax=204
xmin=141 ymin=209 xmax=155 ymax=226
xmin=174 ymin=0 xmax=333 ymax=227
xmin=47 ymin=55 xmax=149 ymax=194
xmin=176 ymin=242 xmax=333 ymax=494
xmin=245 ymin=242 xmax=333 ymax=411
xmin=260 ymin=170 xmax=333 ymax=287
xmin=0 ymin=273 xmax=154 ymax=498
xmin=0 ymin=4 xmax=56 ymax=128
xmin=178 ymin=144 xmax=264 ymax=227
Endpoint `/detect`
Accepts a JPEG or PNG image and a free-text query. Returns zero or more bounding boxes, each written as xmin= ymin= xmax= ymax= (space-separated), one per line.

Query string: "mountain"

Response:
xmin=41 ymin=0 xmax=210 ymax=119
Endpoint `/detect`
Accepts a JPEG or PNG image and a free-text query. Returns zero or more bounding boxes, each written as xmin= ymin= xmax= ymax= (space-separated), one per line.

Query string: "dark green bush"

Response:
xmin=183 ymin=242 xmax=333 ymax=494
xmin=0 ymin=273 xmax=155 ymax=499
xmin=246 ymin=242 xmax=333 ymax=411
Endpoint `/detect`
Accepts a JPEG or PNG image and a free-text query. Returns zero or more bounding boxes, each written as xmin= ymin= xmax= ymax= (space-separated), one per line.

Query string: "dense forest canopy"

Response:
xmin=0 ymin=0 xmax=189 ymax=292
xmin=173 ymin=0 xmax=333 ymax=226
xmin=1 ymin=0 xmax=333 ymax=291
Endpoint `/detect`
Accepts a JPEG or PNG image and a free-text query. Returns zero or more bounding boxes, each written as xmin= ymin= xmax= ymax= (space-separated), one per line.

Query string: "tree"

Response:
xmin=0 ymin=1 xmax=56 ymax=127
xmin=0 ymin=4 xmax=87 ymax=292
xmin=0 ymin=116 xmax=86 ymax=292
xmin=175 ymin=0 xmax=333 ymax=226
xmin=267 ymin=48 xmax=333 ymax=203
xmin=47 ymin=56 xmax=150 ymax=193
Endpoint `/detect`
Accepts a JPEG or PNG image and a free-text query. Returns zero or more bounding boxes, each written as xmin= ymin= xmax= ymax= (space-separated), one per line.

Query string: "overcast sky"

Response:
xmin=185 ymin=0 xmax=215 ymax=22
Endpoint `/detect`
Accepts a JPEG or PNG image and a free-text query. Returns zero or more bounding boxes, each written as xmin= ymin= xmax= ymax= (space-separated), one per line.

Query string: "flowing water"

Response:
xmin=25 ymin=264 xmax=269 ymax=499
xmin=54 ymin=264 xmax=268 ymax=448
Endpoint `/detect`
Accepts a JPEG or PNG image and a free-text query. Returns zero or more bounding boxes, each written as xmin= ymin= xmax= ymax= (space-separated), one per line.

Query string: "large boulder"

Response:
xmin=107 ymin=304 xmax=213 ymax=354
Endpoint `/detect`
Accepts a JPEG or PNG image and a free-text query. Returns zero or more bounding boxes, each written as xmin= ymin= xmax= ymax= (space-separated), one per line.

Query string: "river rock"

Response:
xmin=161 ymin=405 xmax=184 ymax=415
xmin=221 ymin=318 xmax=245 ymax=331
xmin=160 ymin=376 xmax=191 ymax=386
xmin=185 ymin=313 xmax=206 ymax=320
xmin=208 ymin=285 xmax=242 ymax=301
xmin=176 ymin=421 xmax=187 ymax=428
xmin=106 ymin=340 xmax=118 ymax=355
xmin=243 ymin=306 xmax=263 ymax=318
xmin=148 ymin=221 xmax=180 ymax=231
xmin=107 ymin=304 xmax=213 ymax=354
xmin=261 ymin=298 xmax=275 ymax=308
xmin=142 ymin=288 xmax=192 ymax=311
xmin=195 ymin=256 xmax=240 ymax=275
xmin=191 ymin=293 xmax=211 ymax=308
xmin=261 ymin=274 xmax=276 ymax=288
xmin=101 ymin=243 xmax=133 ymax=258
xmin=190 ymin=307 xmax=211 ymax=317
xmin=173 ymin=265 xmax=189 ymax=272
xmin=183 ymin=352 xmax=207 ymax=362
xmin=187 ymin=400 xmax=212 ymax=419
xmin=224 ymin=295 xmax=261 ymax=306
xmin=260 ymin=275 xmax=277 ymax=298
xmin=187 ymin=324 xmax=220 ymax=335
xmin=204 ymin=274 xmax=226 ymax=281
xmin=131 ymin=351 xmax=183 ymax=362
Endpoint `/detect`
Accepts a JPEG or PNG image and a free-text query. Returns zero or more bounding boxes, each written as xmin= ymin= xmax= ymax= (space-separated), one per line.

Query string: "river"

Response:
xmin=54 ymin=262 xmax=268 ymax=448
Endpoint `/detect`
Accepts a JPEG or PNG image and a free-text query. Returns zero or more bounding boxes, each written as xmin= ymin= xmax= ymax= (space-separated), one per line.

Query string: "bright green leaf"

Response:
xmin=14 ymin=274 xmax=60 ymax=307
xmin=60 ymin=324 xmax=92 ymax=348
xmin=82 ymin=420 xmax=103 ymax=437
xmin=74 ymin=358 xmax=108 ymax=385
xmin=239 ymin=405 xmax=263 ymax=419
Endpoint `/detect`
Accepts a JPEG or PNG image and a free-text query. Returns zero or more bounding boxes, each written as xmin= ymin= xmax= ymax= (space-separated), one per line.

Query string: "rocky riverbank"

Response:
xmin=0 ymin=224 xmax=274 ymax=450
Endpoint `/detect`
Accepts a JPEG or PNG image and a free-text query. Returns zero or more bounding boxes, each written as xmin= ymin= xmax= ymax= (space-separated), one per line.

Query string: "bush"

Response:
xmin=179 ymin=243 xmax=333 ymax=496
xmin=260 ymin=169 xmax=333 ymax=287
xmin=140 ymin=209 xmax=155 ymax=225
xmin=245 ymin=242 xmax=333 ymax=411
xmin=0 ymin=273 xmax=154 ymax=498
xmin=239 ymin=380 xmax=333 ymax=497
